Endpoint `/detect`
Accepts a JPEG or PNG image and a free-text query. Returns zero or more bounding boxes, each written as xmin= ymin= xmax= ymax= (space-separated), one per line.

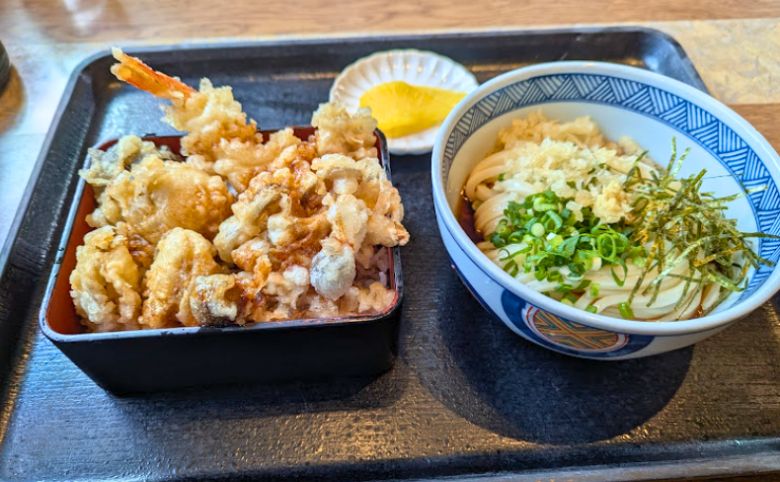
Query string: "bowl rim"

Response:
xmin=431 ymin=60 xmax=780 ymax=336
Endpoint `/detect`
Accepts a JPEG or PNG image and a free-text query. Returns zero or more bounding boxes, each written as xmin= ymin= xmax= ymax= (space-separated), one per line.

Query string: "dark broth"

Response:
xmin=456 ymin=193 xmax=484 ymax=243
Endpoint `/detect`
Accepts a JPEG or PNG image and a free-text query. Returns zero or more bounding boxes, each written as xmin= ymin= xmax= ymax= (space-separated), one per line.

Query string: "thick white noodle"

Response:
xmin=464 ymin=114 xmax=720 ymax=321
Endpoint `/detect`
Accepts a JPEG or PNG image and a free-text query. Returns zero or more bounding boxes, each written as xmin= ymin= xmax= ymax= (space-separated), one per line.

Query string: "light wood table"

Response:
xmin=0 ymin=1 xmax=778 ymax=252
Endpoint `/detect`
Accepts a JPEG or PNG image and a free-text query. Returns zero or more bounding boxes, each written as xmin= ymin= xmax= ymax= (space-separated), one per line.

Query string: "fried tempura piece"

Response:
xmin=311 ymin=103 xmax=378 ymax=159
xmin=310 ymin=237 xmax=357 ymax=300
xmin=167 ymin=78 xmax=261 ymax=163
xmin=213 ymin=159 xmax=326 ymax=263
xmin=213 ymin=128 xmax=304 ymax=193
xmin=307 ymin=192 xmax=369 ymax=300
xmin=111 ymin=48 xmax=260 ymax=163
xmin=312 ymin=154 xmax=409 ymax=247
xmin=364 ymin=180 xmax=409 ymax=247
xmin=69 ymin=225 xmax=143 ymax=331
xmin=111 ymin=48 xmax=195 ymax=100
xmin=262 ymin=265 xmax=310 ymax=320
xmin=81 ymin=136 xmax=151 ymax=187
xmin=140 ymin=228 xmax=223 ymax=328
xmin=339 ymin=282 xmax=396 ymax=314
xmin=213 ymin=175 xmax=285 ymax=264
xmin=86 ymin=150 xmax=232 ymax=245
xmin=188 ymin=273 xmax=241 ymax=327
xmin=325 ymin=193 xmax=369 ymax=247
xmin=232 ymin=239 xmax=273 ymax=290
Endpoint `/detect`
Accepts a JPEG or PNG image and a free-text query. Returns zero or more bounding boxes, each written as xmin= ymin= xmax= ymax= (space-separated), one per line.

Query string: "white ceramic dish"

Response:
xmin=431 ymin=61 xmax=780 ymax=359
xmin=330 ymin=49 xmax=478 ymax=155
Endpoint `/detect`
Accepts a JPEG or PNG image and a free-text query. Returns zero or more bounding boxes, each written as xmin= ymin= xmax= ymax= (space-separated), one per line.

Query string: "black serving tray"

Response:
xmin=1 ymin=27 xmax=779 ymax=481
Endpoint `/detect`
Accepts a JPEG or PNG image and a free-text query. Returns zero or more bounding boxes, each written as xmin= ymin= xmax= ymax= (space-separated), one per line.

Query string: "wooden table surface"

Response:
xmin=0 ymin=1 xmax=779 ymax=251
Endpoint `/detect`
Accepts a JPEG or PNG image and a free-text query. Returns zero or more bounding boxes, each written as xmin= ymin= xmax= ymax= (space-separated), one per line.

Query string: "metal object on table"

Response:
xmin=0 ymin=41 xmax=10 ymax=93
xmin=0 ymin=28 xmax=778 ymax=481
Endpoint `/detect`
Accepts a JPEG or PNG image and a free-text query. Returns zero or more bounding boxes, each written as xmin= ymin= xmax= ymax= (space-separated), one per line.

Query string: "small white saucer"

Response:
xmin=329 ymin=49 xmax=478 ymax=155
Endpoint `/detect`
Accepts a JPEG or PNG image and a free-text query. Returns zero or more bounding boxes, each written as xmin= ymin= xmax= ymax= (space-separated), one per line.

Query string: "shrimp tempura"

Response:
xmin=110 ymin=48 xmax=260 ymax=163
xmin=110 ymin=48 xmax=195 ymax=100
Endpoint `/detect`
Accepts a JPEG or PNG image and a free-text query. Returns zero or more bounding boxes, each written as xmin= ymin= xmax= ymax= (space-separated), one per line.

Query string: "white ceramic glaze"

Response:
xmin=431 ymin=61 xmax=780 ymax=359
xmin=330 ymin=49 xmax=478 ymax=155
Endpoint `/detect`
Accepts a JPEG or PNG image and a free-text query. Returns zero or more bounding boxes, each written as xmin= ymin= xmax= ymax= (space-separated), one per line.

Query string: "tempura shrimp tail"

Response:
xmin=110 ymin=48 xmax=196 ymax=101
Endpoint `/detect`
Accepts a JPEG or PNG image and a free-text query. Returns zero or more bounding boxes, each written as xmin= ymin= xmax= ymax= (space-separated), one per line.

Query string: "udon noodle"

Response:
xmin=462 ymin=112 xmax=767 ymax=321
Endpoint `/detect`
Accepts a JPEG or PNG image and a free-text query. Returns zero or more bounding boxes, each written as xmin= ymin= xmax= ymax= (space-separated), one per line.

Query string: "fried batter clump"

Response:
xmin=213 ymin=128 xmax=304 ymax=193
xmin=69 ymin=225 xmax=143 ymax=332
xmin=84 ymin=138 xmax=232 ymax=245
xmin=341 ymin=282 xmax=396 ymax=313
xmin=188 ymin=274 xmax=240 ymax=327
xmin=312 ymin=153 xmax=409 ymax=247
xmin=140 ymin=228 xmax=223 ymax=328
xmin=213 ymin=153 xmax=325 ymax=264
xmin=206 ymin=104 xmax=409 ymax=322
xmin=71 ymin=65 xmax=410 ymax=332
xmin=165 ymin=79 xmax=261 ymax=163
xmin=311 ymin=103 xmax=378 ymax=159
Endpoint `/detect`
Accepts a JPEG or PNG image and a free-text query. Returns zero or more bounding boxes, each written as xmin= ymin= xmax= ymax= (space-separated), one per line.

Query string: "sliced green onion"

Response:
xmin=533 ymin=197 xmax=556 ymax=212
xmin=530 ymin=223 xmax=545 ymax=238
xmin=618 ymin=302 xmax=635 ymax=319
xmin=589 ymin=282 xmax=600 ymax=297
xmin=545 ymin=211 xmax=564 ymax=230
xmin=563 ymin=293 xmax=578 ymax=303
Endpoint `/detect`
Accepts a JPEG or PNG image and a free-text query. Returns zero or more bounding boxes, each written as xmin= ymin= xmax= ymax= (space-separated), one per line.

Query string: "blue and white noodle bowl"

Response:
xmin=431 ymin=61 xmax=780 ymax=359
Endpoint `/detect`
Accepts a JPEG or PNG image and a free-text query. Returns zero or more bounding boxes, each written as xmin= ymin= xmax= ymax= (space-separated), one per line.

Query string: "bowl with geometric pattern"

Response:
xmin=431 ymin=61 xmax=780 ymax=359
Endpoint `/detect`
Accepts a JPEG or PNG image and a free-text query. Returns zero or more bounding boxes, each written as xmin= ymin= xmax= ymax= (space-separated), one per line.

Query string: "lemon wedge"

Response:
xmin=359 ymin=81 xmax=466 ymax=138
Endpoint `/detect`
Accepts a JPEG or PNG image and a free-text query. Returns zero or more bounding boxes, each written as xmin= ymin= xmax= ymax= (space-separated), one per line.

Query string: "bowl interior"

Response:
xmin=446 ymin=102 xmax=756 ymax=233
xmin=437 ymin=64 xmax=780 ymax=325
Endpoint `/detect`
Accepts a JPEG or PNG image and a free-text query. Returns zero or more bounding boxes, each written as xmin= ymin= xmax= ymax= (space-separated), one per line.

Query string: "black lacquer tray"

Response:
xmin=0 ymin=28 xmax=778 ymax=481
